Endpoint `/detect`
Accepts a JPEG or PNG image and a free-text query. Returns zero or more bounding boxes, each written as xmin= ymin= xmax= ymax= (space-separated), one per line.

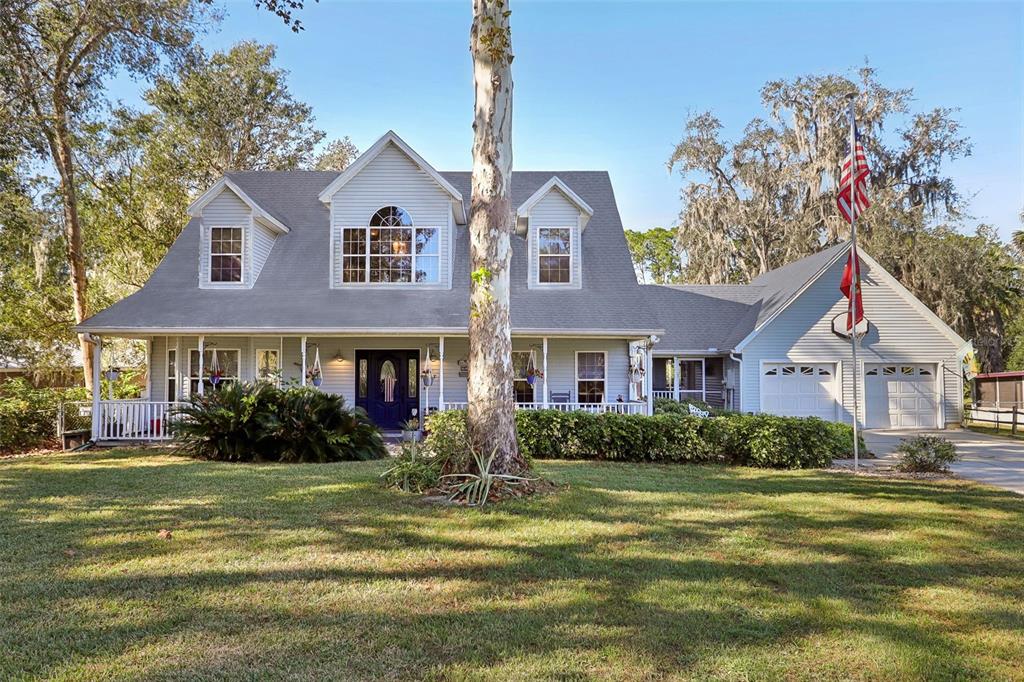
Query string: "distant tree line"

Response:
xmin=0 ymin=1 xmax=351 ymax=382
xmin=626 ymin=68 xmax=1023 ymax=373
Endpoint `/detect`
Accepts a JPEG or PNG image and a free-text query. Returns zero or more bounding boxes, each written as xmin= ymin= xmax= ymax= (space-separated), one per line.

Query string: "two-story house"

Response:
xmin=78 ymin=131 xmax=970 ymax=441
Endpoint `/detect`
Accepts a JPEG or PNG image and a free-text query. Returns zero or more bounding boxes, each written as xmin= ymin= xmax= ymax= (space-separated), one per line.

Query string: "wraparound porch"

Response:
xmin=85 ymin=332 xmax=656 ymax=441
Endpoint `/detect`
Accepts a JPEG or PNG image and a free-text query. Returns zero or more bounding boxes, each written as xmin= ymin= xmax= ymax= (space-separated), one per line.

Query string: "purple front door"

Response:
xmin=355 ymin=350 xmax=418 ymax=429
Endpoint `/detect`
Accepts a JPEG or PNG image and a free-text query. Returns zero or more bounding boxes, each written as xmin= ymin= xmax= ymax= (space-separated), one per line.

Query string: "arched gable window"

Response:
xmin=342 ymin=206 xmax=439 ymax=284
xmin=370 ymin=206 xmax=413 ymax=227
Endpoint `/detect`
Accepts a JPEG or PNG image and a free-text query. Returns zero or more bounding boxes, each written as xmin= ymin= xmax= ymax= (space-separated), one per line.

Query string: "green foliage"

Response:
xmin=424 ymin=409 xmax=473 ymax=472
xmin=170 ymin=382 xmax=280 ymax=462
xmin=624 ymin=227 xmax=683 ymax=284
xmin=171 ymin=383 xmax=386 ymax=463
xmin=0 ymin=379 xmax=88 ymax=453
xmin=381 ymin=440 xmax=443 ymax=493
xmin=270 ymin=387 xmax=386 ymax=463
xmin=894 ymin=435 xmax=959 ymax=473
xmin=440 ymin=446 xmax=534 ymax=507
xmin=654 ymin=397 xmax=727 ymax=416
xmin=667 ymin=67 xmax=1024 ymax=372
xmin=428 ymin=409 xmax=859 ymax=470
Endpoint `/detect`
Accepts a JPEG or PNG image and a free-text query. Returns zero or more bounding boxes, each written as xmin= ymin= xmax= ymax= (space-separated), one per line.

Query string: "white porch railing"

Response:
xmin=95 ymin=400 xmax=180 ymax=441
xmin=652 ymin=390 xmax=704 ymax=401
xmin=440 ymin=401 xmax=647 ymax=415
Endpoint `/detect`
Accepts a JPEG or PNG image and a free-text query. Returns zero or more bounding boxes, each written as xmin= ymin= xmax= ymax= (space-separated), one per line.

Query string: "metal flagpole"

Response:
xmin=847 ymin=93 xmax=861 ymax=470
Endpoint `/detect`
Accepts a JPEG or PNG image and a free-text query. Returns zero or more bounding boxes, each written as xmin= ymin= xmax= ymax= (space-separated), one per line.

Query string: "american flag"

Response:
xmin=837 ymin=124 xmax=871 ymax=223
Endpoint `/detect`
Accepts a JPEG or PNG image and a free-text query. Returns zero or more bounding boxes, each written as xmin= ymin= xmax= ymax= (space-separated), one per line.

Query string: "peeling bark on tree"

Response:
xmin=467 ymin=0 xmax=524 ymax=474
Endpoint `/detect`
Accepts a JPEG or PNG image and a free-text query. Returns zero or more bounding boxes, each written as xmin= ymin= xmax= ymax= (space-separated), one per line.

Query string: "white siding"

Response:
xmin=198 ymin=188 xmax=276 ymax=289
xmin=331 ymin=142 xmax=452 ymax=288
xmin=150 ymin=337 xmax=166 ymax=401
xmin=527 ymin=188 xmax=583 ymax=289
xmin=740 ymin=257 xmax=963 ymax=426
xmin=251 ymin=220 xmax=277 ymax=281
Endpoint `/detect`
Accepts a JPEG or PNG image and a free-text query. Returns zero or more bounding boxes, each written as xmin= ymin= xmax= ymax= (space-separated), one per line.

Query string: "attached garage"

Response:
xmin=760 ymin=362 xmax=839 ymax=420
xmin=864 ymin=363 xmax=939 ymax=429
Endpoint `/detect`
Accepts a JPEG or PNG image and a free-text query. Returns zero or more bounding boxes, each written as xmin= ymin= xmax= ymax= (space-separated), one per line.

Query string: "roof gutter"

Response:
xmin=74 ymin=326 xmax=666 ymax=338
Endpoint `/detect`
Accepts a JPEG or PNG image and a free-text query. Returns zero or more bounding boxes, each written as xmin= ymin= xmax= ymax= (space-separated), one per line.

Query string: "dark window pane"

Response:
xmin=577 ymin=381 xmax=605 ymax=403
xmin=211 ymin=255 xmax=242 ymax=282
xmin=343 ymin=256 xmax=366 ymax=282
xmin=343 ymin=228 xmax=366 ymax=253
xmin=539 ymin=256 xmax=570 ymax=283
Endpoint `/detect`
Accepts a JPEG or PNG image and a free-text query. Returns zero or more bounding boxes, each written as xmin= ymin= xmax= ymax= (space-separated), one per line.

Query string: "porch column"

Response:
xmin=300 ymin=336 xmax=307 ymax=387
xmin=143 ymin=339 xmax=152 ymax=400
xmin=438 ymin=335 xmax=445 ymax=409
xmin=700 ymin=358 xmax=707 ymax=403
xmin=197 ymin=335 xmax=205 ymax=396
xmin=91 ymin=335 xmax=102 ymax=440
xmin=646 ymin=341 xmax=654 ymax=415
xmin=672 ymin=356 xmax=680 ymax=402
xmin=542 ymin=337 xmax=549 ymax=407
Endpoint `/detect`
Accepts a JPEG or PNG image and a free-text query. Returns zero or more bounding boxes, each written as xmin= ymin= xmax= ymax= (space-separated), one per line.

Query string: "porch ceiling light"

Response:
xmin=331 ymin=349 xmax=345 ymax=362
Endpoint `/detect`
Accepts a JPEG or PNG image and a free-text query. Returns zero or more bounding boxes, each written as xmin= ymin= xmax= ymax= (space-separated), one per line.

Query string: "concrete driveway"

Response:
xmin=861 ymin=429 xmax=1024 ymax=495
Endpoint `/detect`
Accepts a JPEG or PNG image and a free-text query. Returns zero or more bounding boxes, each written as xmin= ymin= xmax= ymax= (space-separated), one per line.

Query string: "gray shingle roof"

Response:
xmin=644 ymin=284 xmax=765 ymax=353
xmin=79 ymin=170 xmax=663 ymax=336
xmin=645 ymin=242 xmax=852 ymax=353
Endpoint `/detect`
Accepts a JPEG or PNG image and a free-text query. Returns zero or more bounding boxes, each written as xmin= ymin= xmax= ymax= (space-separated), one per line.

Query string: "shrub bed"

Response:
xmin=894 ymin=435 xmax=959 ymax=472
xmin=171 ymin=382 xmax=386 ymax=462
xmin=427 ymin=409 xmax=863 ymax=469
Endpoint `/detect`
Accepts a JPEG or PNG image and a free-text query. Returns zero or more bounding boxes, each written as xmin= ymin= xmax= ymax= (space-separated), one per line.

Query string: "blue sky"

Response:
xmin=118 ymin=0 xmax=1024 ymax=240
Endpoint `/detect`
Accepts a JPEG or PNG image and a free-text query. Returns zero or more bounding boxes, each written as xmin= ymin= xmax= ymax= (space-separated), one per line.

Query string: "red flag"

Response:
xmin=840 ymin=247 xmax=864 ymax=331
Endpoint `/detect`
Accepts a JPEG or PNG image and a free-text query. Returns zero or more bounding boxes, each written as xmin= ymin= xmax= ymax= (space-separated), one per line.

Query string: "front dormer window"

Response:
xmin=341 ymin=206 xmax=439 ymax=284
xmin=210 ymin=226 xmax=243 ymax=283
xmin=538 ymin=227 xmax=571 ymax=284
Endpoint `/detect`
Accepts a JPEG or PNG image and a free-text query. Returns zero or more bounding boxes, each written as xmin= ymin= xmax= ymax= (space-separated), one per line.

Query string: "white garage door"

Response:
xmin=761 ymin=363 xmax=838 ymax=420
xmin=864 ymin=363 xmax=938 ymax=429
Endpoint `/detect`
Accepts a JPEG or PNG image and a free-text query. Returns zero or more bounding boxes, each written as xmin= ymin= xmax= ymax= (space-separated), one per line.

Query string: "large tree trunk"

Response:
xmin=49 ymin=113 xmax=94 ymax=394
xmin=466 ymin=0 xmax=523 ymax=474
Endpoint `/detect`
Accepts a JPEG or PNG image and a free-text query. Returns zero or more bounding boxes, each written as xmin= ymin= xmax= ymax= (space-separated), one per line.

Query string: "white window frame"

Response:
xmin=339 ymin=206 xmax=441 ymax=286
xmin=511 ymin=350 xmax=536 ymax=403
xmin=536 ymin=226 xmax=574 ymax=286
xmin=187 ymin=347 xmax=241 ymax=395
xmin=575 ymin=350 xmax=607 ymax=403
xmin=207 ymin=225 xmax=245 ymax=285
xmin=166 ymin=347 xmax=178 ymax=402
xmin=255 ymin=347 xmax=282 ymax=386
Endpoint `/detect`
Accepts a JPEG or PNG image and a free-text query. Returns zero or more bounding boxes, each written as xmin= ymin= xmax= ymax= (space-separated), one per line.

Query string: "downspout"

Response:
xmin=729 ymin=352 xmax=742 ymax=412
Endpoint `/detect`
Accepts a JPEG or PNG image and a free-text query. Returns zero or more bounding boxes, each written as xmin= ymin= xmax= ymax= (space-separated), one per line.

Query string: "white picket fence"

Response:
xmin=440 ymin=401 xmax=647 ymax=415
xmin=94 ymin=401 xmax=180 ymax=441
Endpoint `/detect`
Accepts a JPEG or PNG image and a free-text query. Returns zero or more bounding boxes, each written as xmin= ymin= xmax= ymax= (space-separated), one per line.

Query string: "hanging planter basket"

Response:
xmin=209 ymin=348 xmax=223 ymax=386
xmin=525 ymin=349 xmax=543 ymax=386
xmin=308 ymin=345 xmax=324 ymax=387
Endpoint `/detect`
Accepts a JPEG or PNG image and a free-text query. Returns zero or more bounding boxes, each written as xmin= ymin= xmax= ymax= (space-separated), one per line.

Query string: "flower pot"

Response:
xmin=526 ymin=374 xmax=536 ymax=386
xmin=312 ymin=376 xmax=323 ymax=387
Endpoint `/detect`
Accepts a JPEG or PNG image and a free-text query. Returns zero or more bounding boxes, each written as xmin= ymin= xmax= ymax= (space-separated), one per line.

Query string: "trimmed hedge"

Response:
xmin=426 ymin=409 xmax=863 ymax=469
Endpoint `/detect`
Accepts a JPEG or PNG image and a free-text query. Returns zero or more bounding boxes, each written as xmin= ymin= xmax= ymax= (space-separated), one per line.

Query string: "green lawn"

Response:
xmin=2 ymin=451 xmax=1023 ymax=681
